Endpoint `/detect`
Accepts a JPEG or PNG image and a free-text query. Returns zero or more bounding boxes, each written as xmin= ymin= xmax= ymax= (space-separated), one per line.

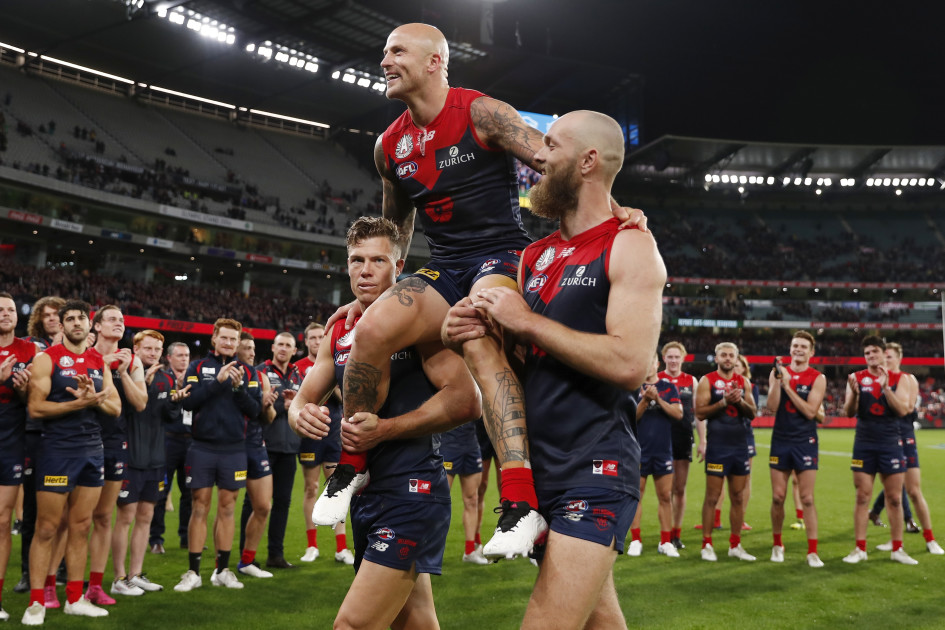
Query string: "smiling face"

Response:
xmin=94 ymin=307 xmax=125 ymax=342
xmin=662 ymin=347 xmax=684 ymax=375
xmin=212 ymin=326 xmax=239 ymax=359
xmin=135 ymin=335 xmax=164 ymax=369
xmin=237 ymin=338 xmax=256 ymax=365
xmin=380 ymin=23 xmax=448 ymax=101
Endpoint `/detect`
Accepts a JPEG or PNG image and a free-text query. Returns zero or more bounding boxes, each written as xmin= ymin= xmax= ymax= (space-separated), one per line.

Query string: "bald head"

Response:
xmin=388 ymin=23 xmax=449 ymax=72
xmin=554 ymin=110 xmax=625 ymax=184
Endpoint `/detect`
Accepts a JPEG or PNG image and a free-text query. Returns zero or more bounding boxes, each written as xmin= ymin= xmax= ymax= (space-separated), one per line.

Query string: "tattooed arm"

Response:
xmin=375 ymin=135 xmax=417 ymax=257
xmin=470 ymin=97 xmax=545 ymax=169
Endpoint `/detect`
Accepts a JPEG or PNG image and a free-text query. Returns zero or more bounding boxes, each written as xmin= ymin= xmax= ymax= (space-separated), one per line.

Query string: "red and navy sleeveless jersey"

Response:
xmin=381 ymin=87 xmax=530 ymax=264
xmin=854 ymin=369 xmax=903 ymax=445
xmin=295 ymin=356 xmax=315 ymax=379
xmin=331 ymin=319 xmax=448 ymax=502
xmin=658 ymin=370 xmax=695 ymax=425
xmin=704 ymin=371 xmax=752 ymax=445
xmin=25 ymin=335 xmax=54 ymax=351
xmin=0 ymin=338 xmax=36 ymax=450
xmin=43 ymin=344 xmax=106 ymax=454
xmin=772 ymin=366 xmax=821 ymax=443
xmin=97 ymin=351 xmax=135 ymax=451
xmin=520 ymin=218 xmax=640 ymax=497
xmin=635 ymin=381 xmax=681 ymax=457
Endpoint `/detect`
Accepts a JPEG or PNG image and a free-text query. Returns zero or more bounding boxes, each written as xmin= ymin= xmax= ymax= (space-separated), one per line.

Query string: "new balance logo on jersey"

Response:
xmin=408 ymin=478 xmax=431 ymax=494
xmin=592 ymin=460 xmax=618 ymax=476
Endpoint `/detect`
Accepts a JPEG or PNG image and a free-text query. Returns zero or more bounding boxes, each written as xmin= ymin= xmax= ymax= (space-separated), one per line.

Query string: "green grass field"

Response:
xmin=6 ymin=428 xmax=945 ymax=628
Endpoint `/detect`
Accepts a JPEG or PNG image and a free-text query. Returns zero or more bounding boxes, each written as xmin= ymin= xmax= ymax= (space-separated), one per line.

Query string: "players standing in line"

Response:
xmin=87 ymin=306 xmax=148 ymax=605
xmin=235 ymin=332 xmax=276 ymax=579
xmin=315 ymin=24 xmax=643 ymax=560
xmin=445 ymin=110 xmax=663 ymax=629
xmin=149 ymin=341 xmax=192 ymax=554
xmin=628 ymin=354 xmax=683 ymax=559
xmin=0 ymin=292 xmax=35 ymax=621
xmin=695 ymin=342 xmax=757 ymax=562
xmin=174 ymin=319 xmax=261 ymax=592
xmin=437 ymin=421 xmax=488 ymax=564
xmin=658 ymin=341 xmax=701 ymax=549
xmin=22 ymin=300 xmax=120 ymax=625
xmin=766 ymin=331 xmax=826 ymax=568
xmin=294 ymin=323 xmax=353 ymax=565
xmin=111 ymin=330 xmax=189 ymax=595
xmin=16 ymin=296 xmax=65 ymax=595
xmin=842 ymin=336 xmax=917 ymax=565
xmin=873 ymin=342 xmax=944 ymax=556
xmin=290 ymin=217 xmax=481 ymax=629
xmin=257 ymin=332 xmax=305 ymax=569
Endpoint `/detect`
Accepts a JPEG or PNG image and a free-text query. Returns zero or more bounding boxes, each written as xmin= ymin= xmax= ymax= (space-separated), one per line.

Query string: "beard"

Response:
xmin=527 ymin=160 xmax=580 ymax=221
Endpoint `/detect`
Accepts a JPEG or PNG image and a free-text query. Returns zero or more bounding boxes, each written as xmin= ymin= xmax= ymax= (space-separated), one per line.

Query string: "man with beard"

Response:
xmin=444 ymin=110 xmax=664 ymax=629
xmin=22 ymin=300 xmax=120 ymax=624
xmin=314 ymin=23 xmax=645 ymax=562
xmin=290 ymin=217 xmax=480 ymax=629
xmin=694 ymin=342 xmax=757 ymax=562
xmin=0 ymin=292 xmax=34 ymax=620
xmin=149 ymin=342 xmax=192 ymax=554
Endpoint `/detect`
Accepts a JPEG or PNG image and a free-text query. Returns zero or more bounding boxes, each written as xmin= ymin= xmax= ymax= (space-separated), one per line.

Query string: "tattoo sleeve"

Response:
xmin=470 ymin=97 xmax=544 ymax=170
xmin=375 ymin=136 xmax=416 ymax=256
xmin=480 ymin=367 xmax=529 ymax=465
xmin=342 ymin=360 xmax=383 ymax=416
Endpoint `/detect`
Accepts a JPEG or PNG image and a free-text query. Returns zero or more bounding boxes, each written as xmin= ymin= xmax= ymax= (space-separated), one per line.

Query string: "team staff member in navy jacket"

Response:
xmin=174 ymin=319 xmax=262 ymax=592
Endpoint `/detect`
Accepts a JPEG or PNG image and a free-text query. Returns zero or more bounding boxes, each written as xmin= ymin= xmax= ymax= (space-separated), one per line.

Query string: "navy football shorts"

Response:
xmin=851 ymin=439 xmax=906 ymax=476
xmin=671 ymin=424 xmax=694 ymax=462
xmin=246 ymin=445 xmax=272 ymax=480
xmin=104 ymin=444 xmax=127 ymax=482
xmin=118 ymin=466 xmax=163 ymax=505
xmin=442 ymin=448 xmax=483 ymax=477
xmin=352 ymin=493 xmax=451 ymax=575
xmin=704 ymin=443 xmax=751 ymax=477
xmin=901 ymin=434 xmax=919 ymax=469
xmin=298 ymin=435 xmax=342 ymax=468
xmin=411 ymin=250 xmax=522 ymax=306
xmin=186 ymin=442 xmax=247 ymax=491
xmin=0 ymin=456 xmax=24 ymax=486
xmin=768 ymin=438 xmax=818 ymax=472
xmin=639 ymin=453 xmax=673 ymax=478
xmin=37 ymin=448 xmax=105 ymax=492
xmin=536 ymin=486 xmax=637 ymax=556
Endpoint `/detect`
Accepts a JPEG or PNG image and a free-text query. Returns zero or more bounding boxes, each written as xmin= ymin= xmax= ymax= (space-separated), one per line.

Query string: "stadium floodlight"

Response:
xmin=892 ymin=178 xmax=900 ymax=186
xmin=909 ymin=178 xmax=917 ymax=186
xmin=824 ymin=178 xmax=832 ymax=186
xmin=738 ymin=186 xmax=745 ymax=194
xmin=804 ymin=177 xmax=812 ymax=186
xmin=895 ymin=189 xmax=902 ymax=195
xmin=357 ymin=77 xmax=371 ymax=88
xmin=705 ymin=174 xmax=712 ymax=182
xmin=246 ymin=43 xmax=256 ymax=52
xmin=343 ymin=73 xmax=356 ymax=83
xmin=816 ymin=178 xmax=824 ymax=186
xmin=712 ymin=175 xmax=720 ymax=183
xmin=783 ymin=177 xmax=791 ymax=186
xmin=919 ymin=178 xmax=927 ymax=186
xmin=866 ymin=179 xmax=873 ymax=186
xmin=766 ymin=177 xmax=774 ymax=185
xmin=721 ymin=174 xmax=730 ymax=183
xmin=169 ymin=12 xmax=184 ymax=25
xmin=306 ymin=62 xmax=319 ymax=73
xmin=158 ymin=8 xmax=167 ymax=18
xmin=794 ymin=177 xmax=802 ymax=185
xmin=883 ymin=178 xmax=891 ymax=186
xmin=258 ymin=47 xmax=272 ymax=59
xmin=331 ymin=70 xmax=341 ymax=79
xmin=748 ymin=176 xmax=756 ymax=184
xmin=738 ymin=175 xmax=747 ymax=184
xmin=372 ymin=82 xmax=386 ymax=91
xmin=275 ymin=52 xmax=289 ymax=62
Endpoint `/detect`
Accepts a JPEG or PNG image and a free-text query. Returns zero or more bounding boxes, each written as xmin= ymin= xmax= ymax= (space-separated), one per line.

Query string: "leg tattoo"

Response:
xmin=481 ymin=368 xmax=528 ymax=465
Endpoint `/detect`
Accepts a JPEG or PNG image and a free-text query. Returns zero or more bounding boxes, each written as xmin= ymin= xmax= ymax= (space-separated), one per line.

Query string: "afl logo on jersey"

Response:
xmin=714 ymin=379 xmax=726 ymax=389
xmin=396 ymin=161 xmax=418 ymax=179
xmin=395 ymin=134 xmax=413 ymax=159
xmin=860 ymin=376 xmax=873 ymax=386
xmin=526 ymin=275 xmax=547 ymax=293
xmin=59 ymin=356 xmax=75 ymax=368
xmin=535 ymin=246 xmax=555 ymax=271
xmin=337 ymin=330 xmax=355 ymax=348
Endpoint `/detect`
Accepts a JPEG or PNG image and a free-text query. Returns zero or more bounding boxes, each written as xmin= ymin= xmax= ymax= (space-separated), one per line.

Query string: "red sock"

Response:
xmin=498 ymin=467 xmax=539 ymax=507
xmin=714 ymin=509 xmax=721 ymax=527
xmin=30 ymin=588 xmax=45 ymax=606
xmin=729 ymin=533 xmax=741 ymax=549
xmin=796 ymin=509 xmax=804 ymax=520
xmin=631 ymin=528 xmax=641 ymax=542
xmin=306 ymin=528 xmax=318 ymax=548
xmin=474 ymin=532 xmax=481 ymax=546
xmin=66 ymin=580 xmax=83 ymax=604
xmin=671 ymin=527 xmax=681 ymax=539
xmin=241 ymin=549 xmax=256 ymax=565
xmin=339 ymin=450 xmax=368 ymax=473
xmin=856 ymin=539 xmax=867 ymax=551
xmin=44 ymin=574 xmax=55 ymax=588
xmin=465 ymin=540 xmax=476 ymax=555
xmin=702 ymin=536 xmax=713 ymax=548
xmin=336 ymin=534 xmax=347 ymax=553
xmin=660 ymin=531 xmax=671 ymax=545
xmin=808 ymin=539 xmax=818 ymax=555
xmin=892 ymin=539 xmax=903 ymax=552
xmin=924 ymin=529 xmax=935 ymax=543
xmin=89 ymin=571 xmax=104 ymax=589
xmin=773 ymin=533 xmax=782 ymax=547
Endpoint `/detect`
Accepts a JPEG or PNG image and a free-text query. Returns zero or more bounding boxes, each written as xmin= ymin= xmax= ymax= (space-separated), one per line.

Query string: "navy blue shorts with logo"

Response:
xmin=246 ymin=445 xmax=272 ymax=479
xmin=475 ymin=419 xmax=496 ymax=461
xmin=0 ymin=456 xmax=25 ymax=486
xmin=639 ymin=454 xmax=673 ymax=478
xmin=352 ymin=493 xmax=451 ymax=575
xmin=747 ymin=431 xmax=757 ymax=458
xmin=37 ymin=448 xmax=105 ymax=492
xmin=536 ymin=486 xmax=637 ymax=555
xmin=671 ymin=424 xmax=694 ymax=462
xmin=901 ymin=434 xmax=919 ymax=469
xmin=298 ymin=435 xmax=341 ymax=468
xmin=118 ymin=467 xmax=164 ymax=505
xmin=442 ymin=449 xmax=482 ymax=476
xmin=412 ymin=250 xmax=522 ymax=307
xmin=186 ymin=442 xmax=247 ymax=491
xmin=851 ymin=439 xmax=905 ymax=476
xmin=769 ymin=439 xmax=818 ymax=472
xmin=704 ymin=443 xmax=751 ymax=477
xmin=104 ymin=444 xmax=127 ymax=482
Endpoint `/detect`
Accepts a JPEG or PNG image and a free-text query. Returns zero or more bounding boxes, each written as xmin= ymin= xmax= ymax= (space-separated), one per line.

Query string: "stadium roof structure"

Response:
xmin=623 ymin=135 xmax=945 ymax=193
xmin=0 ymin=0 xmax=641 ymax=137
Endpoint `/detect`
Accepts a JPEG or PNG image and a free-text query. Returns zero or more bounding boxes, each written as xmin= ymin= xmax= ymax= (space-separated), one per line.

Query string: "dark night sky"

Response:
xmin=365 ymin=0 xmax=945 ymax=146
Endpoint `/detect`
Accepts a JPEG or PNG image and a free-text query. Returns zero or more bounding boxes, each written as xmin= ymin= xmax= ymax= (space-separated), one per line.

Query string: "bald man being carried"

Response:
xmin=315 ymin=23 xmax=646 ymax=561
